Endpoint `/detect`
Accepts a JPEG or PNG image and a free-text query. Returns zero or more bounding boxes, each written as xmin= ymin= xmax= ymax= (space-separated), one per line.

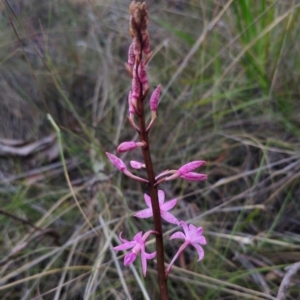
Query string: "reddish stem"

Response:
xmin=135 ymin=68 xmax=169 ymax=300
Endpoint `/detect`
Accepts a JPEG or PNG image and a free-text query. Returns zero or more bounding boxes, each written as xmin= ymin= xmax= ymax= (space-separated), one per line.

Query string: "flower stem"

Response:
xmin=136 ymin=79 xmax=169 ymax=300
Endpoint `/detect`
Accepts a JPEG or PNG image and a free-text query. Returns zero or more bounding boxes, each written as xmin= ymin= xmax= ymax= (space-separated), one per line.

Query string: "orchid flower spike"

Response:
xmin=117 ymin=141 xmax=145 ymax=153
xmin=112 ymin=230 xmax=156 ymax=277
xmin=165 ymin=221 xmax=206 ymax=276
xmin=135 ymin=190 xmax=179 ymax=224
xmin=165 ymin=160 xmax=207 ymax=182
xmin=106 ymin=152 xmax=148 ymax=183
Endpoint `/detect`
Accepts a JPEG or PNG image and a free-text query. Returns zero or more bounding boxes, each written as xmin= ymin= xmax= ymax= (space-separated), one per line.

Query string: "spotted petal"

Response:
xmin=191 ymin=242 xmax=205 ymax=261
xmin=134 ymin=208 xmax=153 ymax=219
xmin=161 ymin=198 xmax=177 ymax=211
xmin=144 ymin=193 xmax=152 ymax=208
xmin=161 ymin=211 xmax=179 ymax=225
xmin=170 ymin=231 xmax=186 ymax=240
xmin=158 ymin=190 xmax=165 ymax=205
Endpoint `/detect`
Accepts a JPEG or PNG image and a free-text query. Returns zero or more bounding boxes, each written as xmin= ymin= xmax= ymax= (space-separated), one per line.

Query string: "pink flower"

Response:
xmin=165 ymin=160 xmax=206 ymax=181
xmin=117 ymin=141 xmax=145 ymax=153
xmin=149 ymin=85 xmax=161 ymax=112
xmin=135 ymin=190 xmax=178 ymax=225
xmin=165 ymin=221 xmax=206 ymax=276
xmin=112 ymin=230 xmax=156 ymax=277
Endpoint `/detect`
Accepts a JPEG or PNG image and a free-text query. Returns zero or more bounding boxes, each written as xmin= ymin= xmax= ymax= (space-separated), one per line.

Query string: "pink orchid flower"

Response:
xmin=112 ymin=230 xmax=156 ymax=277
xmin=165 ymin=221 xmax=206 ymax=276
xmin=135 ymin=190 xmax=179 ymax=225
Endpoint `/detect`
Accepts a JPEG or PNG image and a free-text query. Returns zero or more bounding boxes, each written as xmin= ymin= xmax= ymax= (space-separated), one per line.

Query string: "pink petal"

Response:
xmin=181 ymin=172 xmax=207 ymax=182
xmin=133 ymin=231 xmax=143 ymax=242
xmin=178 ymin=161 xmax=206 ymax=175
xmin=144 ymin=193 xmax=152 ymax=208
xmin=196 ymin=227 xmax=203 ymax=235
xmin=119 ymin=232 xmax=130 ymax=243
xmin=170 ymin=231 xmax=186 ymax=240
xmin=192 ymin=236 xmax=207 ymax=245
xmin=179 ymin=221 xmax=190 ymax=238
xmin=106 ymin=152 xmax=126 ymax=172
xmin=161 ymin=198 xmax=177 ymax=211
xmin=158 ymin=190 xmax=165 ymax=205
xmin=191 ymin=242 xmax=205 ymax=261
xmin=141 ymin=250 xmax=147 ymax=277
xmin=142 ymin=230 xmax=157 ymax=241
xmin=134 ymin=208 xmax=153 ymax=219
xmin=188 ymin=224 xmax=198 ymax=233
xmin=149 ymin=85 xmax=161 ymax=112
xmin=161 ymin=211 xmax=179 ymax=225
xmin=143 ymin=251 xmax=156 ymax=260
xmin=112 ymin=241 xmax=136 ymax=251
xmin=124 ymin=252 xmax=138 ymax=265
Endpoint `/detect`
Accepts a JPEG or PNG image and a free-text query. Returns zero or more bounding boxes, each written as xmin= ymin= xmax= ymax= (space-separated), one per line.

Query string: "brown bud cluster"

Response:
xmin=128 ymin=1 xmax=151 ymax=62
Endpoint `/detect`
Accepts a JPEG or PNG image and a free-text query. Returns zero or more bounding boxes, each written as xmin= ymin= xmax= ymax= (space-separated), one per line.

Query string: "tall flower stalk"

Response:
xmin=106 ymin=2 xmax=207 ymax=299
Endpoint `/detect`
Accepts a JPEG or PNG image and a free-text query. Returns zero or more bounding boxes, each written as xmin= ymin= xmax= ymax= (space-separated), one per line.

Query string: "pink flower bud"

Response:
xmin=178 ymin=161 xmax=206 ymax=176
xmin=128 ymin=42 xmax=135 ymax=66
xmin=132 ymin=36 xmax=141 ymax=56
xmin=142 ymin=34 xmax=150 ymax=54
xmin=106 ymin=152 xmax=126 ymax=172
xmin=181 ymin=172 xmax=207 ymax=182
xmin=131 ymin=72 xmax=141 ymax=100
xmin=128 ymin=91 xmax=136 ymax=115
xmin=130 ymin=160 xmax=145 ymax=169
xmin=117 ymin=141 xmax=145 ymax=153
xmin=138 ymin=60 xmax=148 ymax=86
xmin=150 ymin=85 xmax=161 ymax=112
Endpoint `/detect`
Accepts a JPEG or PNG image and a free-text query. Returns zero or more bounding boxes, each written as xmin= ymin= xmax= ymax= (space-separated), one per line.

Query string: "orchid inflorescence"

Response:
xmin=106 ymin=2 xmax=207 ymax=297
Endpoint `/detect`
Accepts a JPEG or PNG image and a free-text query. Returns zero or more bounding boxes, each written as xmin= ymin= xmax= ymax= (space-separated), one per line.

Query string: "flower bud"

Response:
xmin=131 ymin=71 xmax=141 ymax=100
xmin=150 ymin=85 xmax=161 ymax=112
xmin=181 ymin=172 xmax=207 ymax=182
xmin=117 ymin=141 xmax=145 ymax=153
xmin=138 ymin=60 xmax=148 ymax=85
xmin=128 ymin=42 xmax=135 ymax=66
xmin=128 ymin=91 xmax=136 ymax=115
xmin=178 ymin=161 xmax=206 ymax=175
xmin=130 ymin=160 xmax=145 ymax=169
xmin=132 ymin=36 xmax=141 ymax=57
xmin=142 ymin=33 xmax=151 ymax=54
xmin=106 ymin=152 xmax=127 ymax=172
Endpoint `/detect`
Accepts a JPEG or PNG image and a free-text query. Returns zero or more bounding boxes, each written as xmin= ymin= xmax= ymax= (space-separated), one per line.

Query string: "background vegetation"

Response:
xmin=0 ymin=0 xmax=300 ymax=299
